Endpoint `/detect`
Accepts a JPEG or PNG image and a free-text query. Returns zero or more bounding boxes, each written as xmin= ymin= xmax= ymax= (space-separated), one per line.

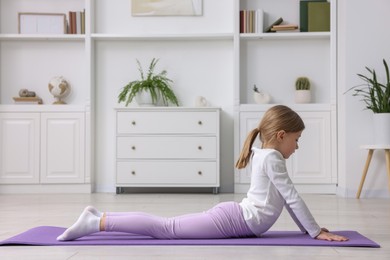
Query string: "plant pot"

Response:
xmin=373 ymin=113 xmax=390 ymax=145
xmin=295 ymin=90 xmax=311 ymax=103
xmin=135 ymin=90 xmax=155 ymax=106
xmin=253 ymin=91 xmax=271 ymax=104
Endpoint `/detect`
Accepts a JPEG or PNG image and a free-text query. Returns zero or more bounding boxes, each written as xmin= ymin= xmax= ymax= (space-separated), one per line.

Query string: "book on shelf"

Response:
xmin=308 ymin=2 xmax=330 ymax=32
xmin=265 ymin=17 xmax=283 ymax=33
xmin=300 ymin=0 xmax=329 ymax=32
xmin=13 ymin=97 xmax=43 ymax=104
xmin=240 ymin=9 xmax=264 ymax=33
xmin=68 ymin=9 xmax=85 ymax=34
xmin=271 ymin=24 xmax=299 ymax=32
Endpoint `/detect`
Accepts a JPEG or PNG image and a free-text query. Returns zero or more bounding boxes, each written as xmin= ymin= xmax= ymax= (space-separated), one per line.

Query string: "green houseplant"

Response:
xmin=348 ymin=59 xmax=390 ymax=144
xmin=118 ymin=58 xmax=179 ymax=106
xmin=295 ymin=76 xmax=311 ymax=103
xmin=348 ymin=59 xmax=390 ymax=113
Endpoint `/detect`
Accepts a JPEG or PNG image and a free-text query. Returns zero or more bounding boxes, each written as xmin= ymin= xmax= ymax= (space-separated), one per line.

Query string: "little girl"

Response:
xmin=57 ymin=105 xmax=347 ymax=242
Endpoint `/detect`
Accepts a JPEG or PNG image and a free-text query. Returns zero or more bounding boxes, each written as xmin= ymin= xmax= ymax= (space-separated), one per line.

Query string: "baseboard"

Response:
xmin=0 ymin=184 xmax=92 ymax=194
xmin=336 ymin=186 xmax=390 ymax=198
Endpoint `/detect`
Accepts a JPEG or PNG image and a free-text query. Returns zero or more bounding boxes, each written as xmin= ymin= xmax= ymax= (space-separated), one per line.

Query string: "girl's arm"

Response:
xmin=284 ymin=203 xmax=307 ymax=233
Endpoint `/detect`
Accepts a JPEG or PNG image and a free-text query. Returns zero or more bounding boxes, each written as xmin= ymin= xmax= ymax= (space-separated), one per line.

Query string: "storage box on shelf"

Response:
xmin=115 ymin=107 xmax=220 ymax=194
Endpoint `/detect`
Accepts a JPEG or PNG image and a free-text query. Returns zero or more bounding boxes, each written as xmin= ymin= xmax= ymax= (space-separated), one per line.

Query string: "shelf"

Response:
xmin=92 ymin=33 xmax=234 ymax=41
xmin=0 ymin=104 xmax=86 ymax=112
xmin=240 ymin=32 xmax=330 ymax=40
xmin=239 ymin=103 xmax=333 ymax=112
xmin=0 ymin=34 xmax=86 ymax=41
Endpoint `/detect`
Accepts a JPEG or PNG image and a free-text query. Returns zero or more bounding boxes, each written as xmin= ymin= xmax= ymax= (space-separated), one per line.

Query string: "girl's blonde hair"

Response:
xmin=235 ymin=105 xmax=305 ymax=169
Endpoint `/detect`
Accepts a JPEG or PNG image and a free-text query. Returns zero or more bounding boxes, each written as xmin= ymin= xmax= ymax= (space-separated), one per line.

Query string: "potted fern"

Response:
xmin=348 ymin=59 xmax=390 ymax=144
xmin=295 ymin=76 xmax=311 ymax=103
xmin=118 ymin=58 xmax=179 ymax=106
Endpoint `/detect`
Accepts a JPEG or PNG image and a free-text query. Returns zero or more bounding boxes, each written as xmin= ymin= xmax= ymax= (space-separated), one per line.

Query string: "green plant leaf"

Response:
xmin=347 ymin=59 xmax=390 ymax=113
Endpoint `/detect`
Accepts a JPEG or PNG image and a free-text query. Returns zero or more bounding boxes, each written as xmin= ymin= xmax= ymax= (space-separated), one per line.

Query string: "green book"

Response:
xmin=299 ymin=0 xmax=326 ymax=32
xmin=308 ymin=2 xmax=330 ymax=32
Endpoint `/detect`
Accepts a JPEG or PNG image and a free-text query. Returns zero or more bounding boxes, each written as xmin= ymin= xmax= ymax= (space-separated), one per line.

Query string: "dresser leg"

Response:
xmin=213 ymin=187 xmax=219 ymax=194
xmin=116 ymin=187 xmax=123 ymax=194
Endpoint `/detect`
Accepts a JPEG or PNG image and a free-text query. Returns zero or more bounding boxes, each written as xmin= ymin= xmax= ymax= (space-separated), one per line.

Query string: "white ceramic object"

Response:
xmin=373 ymin=113 xmax=390 ymax=145
xmin=295 ymin=90 xmax=311 ymax=103
xmin=253 ymin=91 xmax=271 ymax=104
xmin=135 ymin=90 xmax=154 ymax=106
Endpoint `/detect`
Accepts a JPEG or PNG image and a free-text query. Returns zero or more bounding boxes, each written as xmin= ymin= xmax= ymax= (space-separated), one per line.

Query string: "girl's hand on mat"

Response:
xmin=316 ymin=229 xmax=349 ymax=242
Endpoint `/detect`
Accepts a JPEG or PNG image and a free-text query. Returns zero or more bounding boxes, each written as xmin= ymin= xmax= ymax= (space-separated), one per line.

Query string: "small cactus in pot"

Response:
xmin=295 ymin=77 xmax=311 ymax=103
xmin=295 ymin=77 xmax=311 ymax=90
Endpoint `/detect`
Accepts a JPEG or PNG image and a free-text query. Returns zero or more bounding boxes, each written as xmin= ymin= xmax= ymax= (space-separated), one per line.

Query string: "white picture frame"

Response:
xmin=18 ymin=13 xmax=67 ymax=34
xmin=132 ymin=0 xmax=203 ymax=16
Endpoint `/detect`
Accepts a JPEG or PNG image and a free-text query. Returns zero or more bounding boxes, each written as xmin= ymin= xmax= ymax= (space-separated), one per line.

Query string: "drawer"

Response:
xmin=117 ymin=111 xmax=218 ymax=134
xmin=116 ymin=161 xmax=218 ymax=185
xmin=117 ymin=136 xmax=217 ymax=159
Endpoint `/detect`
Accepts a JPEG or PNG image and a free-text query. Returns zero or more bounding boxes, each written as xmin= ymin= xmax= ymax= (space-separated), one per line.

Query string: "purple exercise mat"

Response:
xmin=0 ymin=226 xmax=380 ymax=247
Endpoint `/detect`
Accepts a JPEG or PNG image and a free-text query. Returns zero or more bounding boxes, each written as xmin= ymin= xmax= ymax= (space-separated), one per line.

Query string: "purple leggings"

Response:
xmin=104 ymin=201 xmax=254 ymax=239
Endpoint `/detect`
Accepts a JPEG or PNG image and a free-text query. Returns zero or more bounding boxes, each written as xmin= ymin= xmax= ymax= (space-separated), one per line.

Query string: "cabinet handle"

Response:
xmin=131 ymin=171 xmax=136 ymax=175
xmin=198 ymin=121 xmax=203 ymax=125
xmin=198 ymin=171 xmax=202 ymax=175
xmin=131 ymin=146 xmax=136 ymax=150
xmin=198 ymin=146 xmax=202 ymax=150
xmin=131 ymin=121 xmax=136 ymax=126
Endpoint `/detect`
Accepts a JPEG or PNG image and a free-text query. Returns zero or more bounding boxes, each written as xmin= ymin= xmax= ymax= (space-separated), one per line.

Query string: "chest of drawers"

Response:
xmin=115 ymin=107 xmax=220 ymax=193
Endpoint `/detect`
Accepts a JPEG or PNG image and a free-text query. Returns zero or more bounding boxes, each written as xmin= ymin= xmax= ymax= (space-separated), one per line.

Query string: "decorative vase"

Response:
xmin=373 ymin=113 xmax=390 ymax=145
xmin=253 ymin=91 xmax=271 ymax=104
xmin=295 ymin=90 xmax=311 ymax=103
xmin=135 ymin=90 xmax=154 ymax=106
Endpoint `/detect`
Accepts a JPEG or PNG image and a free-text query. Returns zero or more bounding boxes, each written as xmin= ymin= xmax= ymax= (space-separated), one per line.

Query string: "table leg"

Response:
xmin=385 ymin=149 xmax=390 ymax=194
xmin=356 ymin=149 xmax=374 ymax=199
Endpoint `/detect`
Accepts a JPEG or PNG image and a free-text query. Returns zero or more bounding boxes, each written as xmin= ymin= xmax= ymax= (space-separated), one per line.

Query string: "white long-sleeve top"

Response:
xmin=239 ymin=148 xmax=321 ymax=238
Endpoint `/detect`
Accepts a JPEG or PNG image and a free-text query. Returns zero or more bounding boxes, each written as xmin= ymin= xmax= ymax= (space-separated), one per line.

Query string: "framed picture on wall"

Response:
xmin=18 ymin=13 xmax=67 ymax=34
xmin=132 ymin=0 xmax=203 ymax=16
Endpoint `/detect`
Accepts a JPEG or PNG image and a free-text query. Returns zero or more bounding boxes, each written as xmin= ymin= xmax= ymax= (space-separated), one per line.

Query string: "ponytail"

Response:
xmin=235 ymin=128 xmax=260 ymax=169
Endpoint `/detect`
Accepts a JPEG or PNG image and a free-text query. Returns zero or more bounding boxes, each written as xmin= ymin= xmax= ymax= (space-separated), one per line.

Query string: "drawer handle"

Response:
xmin=198 ymin=171 xmax=202 ymax=175
xmin=131 ymin=121 xmax=136 ymax=126
xmin=198 ymin=121 xmax=203 ymax=125
xmin=198 ymin=146 xmax=202 ymax=150
xmin=131 ymin=146 xmax=136 ymax=150
xmin=131 ymin=171 xmax=136 ymax=175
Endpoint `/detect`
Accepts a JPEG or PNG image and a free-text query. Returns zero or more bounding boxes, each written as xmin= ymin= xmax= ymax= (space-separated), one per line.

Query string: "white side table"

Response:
xmin=356 ymin=145 xmax=390 ymax=198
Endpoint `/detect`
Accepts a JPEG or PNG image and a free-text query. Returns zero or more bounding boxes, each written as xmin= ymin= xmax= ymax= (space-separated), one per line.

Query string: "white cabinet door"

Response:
xmin=237 ymin=111 xmax=332 ymax=184
xmin=0 ymin=113 xmax=40 ymax=184
xmin=289 ymin=112 xmax=332 ymax=183
xmin=40 ymin=113 xmax=85 ymax=183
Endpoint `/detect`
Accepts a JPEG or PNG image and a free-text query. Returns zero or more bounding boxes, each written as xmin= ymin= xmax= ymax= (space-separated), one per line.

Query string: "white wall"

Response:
xmin=338 ymin=0 xmax=390 ymax=197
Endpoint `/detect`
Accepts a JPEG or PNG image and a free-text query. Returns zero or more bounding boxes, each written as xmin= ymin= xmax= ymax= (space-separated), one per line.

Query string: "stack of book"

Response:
xmin=68 ymin=10 xmax=85 ymax=34
xmin=239 ymin=9 xmax=264 ymax=33
xmin=271 ymin=24 xmax=299 ymax=32
xmin=13 ymin=97 xmax=43 ymax=104
xmin=300 ymin=0 xmax=330 ymax=32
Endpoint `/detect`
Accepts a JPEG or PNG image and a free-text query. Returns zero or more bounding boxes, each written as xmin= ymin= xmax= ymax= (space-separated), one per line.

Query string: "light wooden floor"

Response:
xmin=0 ymin=193 xmax=389 ymax=259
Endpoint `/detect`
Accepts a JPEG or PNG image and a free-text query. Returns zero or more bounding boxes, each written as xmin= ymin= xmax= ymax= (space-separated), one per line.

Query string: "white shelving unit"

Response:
xmin=0 ymin=0 xmax=92 ymax=193
xmin=234 ymin=0 xmax=338 ymax=193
